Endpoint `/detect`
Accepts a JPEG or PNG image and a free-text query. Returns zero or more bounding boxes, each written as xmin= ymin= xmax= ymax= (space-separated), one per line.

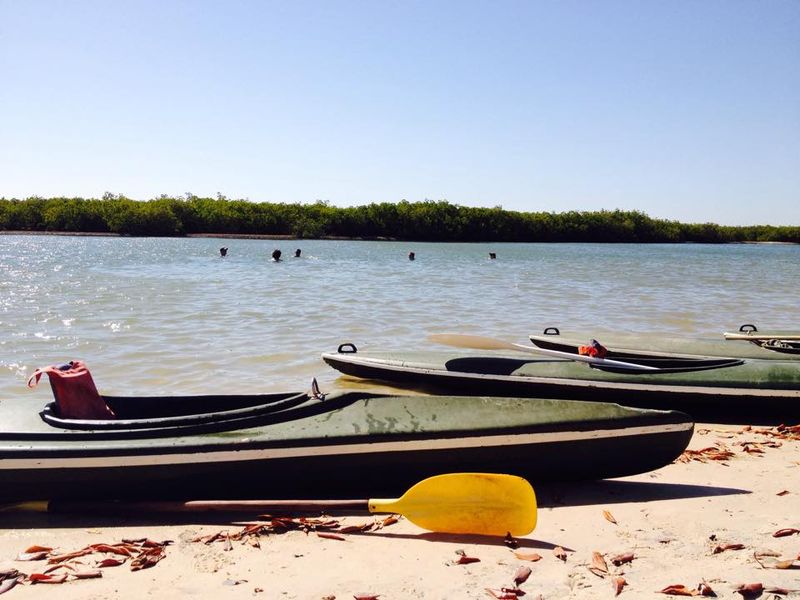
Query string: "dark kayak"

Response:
xmin=0 ymin=386 xmax=693 ymax=501
xmin=322 ymin=345 xmax=800 ymax=422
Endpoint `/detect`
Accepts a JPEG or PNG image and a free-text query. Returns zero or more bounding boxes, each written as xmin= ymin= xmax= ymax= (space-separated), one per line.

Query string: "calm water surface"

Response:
xmin=1 ymin=235 xmax=798 ymax=398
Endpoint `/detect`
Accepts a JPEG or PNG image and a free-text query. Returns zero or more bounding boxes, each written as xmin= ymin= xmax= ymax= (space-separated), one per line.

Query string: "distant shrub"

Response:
xmin=0 ymin=196 xmax=797 ymax=243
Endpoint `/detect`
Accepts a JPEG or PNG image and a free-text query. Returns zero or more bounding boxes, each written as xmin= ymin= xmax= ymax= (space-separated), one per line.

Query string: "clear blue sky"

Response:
xmin=1 ymin=0 xmax=798 ymax=225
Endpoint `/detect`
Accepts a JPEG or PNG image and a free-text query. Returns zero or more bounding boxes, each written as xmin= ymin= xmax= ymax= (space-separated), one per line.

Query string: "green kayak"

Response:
xmin=322 ymin=344 xmax=800 ymax=421
xmin=0 ymin=385 xmax=693 ymax=502
xmin=529 ymin=324 xmax=800 ymax=361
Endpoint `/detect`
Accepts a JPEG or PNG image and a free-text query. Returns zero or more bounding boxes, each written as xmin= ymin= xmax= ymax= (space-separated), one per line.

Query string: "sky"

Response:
xmin=1 ymin=1 xmax=798 ymax=226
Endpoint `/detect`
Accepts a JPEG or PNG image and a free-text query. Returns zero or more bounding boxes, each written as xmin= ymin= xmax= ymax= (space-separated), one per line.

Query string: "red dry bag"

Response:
xmin=578 ymin=339 xmax=608 ymax=359
xmin=27 ymin=361 xmax=116 ymax=420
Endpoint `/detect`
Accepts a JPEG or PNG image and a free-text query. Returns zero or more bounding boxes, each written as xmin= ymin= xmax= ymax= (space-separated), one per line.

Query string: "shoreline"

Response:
xmin=1 ymin=231 xmax=797 ymax=245
xmin=1 ymin=422 xmax=798 ymax=599
xmin=0 ymin=230 xmax=397 ymax=242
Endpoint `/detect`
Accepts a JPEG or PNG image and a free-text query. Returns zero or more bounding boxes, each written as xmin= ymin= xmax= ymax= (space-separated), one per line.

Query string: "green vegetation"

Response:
xmin=1 ymin=194 xmax=797 ymax=243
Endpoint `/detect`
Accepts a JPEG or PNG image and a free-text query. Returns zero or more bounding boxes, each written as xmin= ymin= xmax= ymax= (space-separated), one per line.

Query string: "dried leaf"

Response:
xmin=317 ymin=532 xmax=346 ymax=541
xmin=610 ymin=552 xmax=635 ymax=566
xmin=734 ymin=583 xmax=763 ymax=597
xmin=774 ymin=559 xmax=796 ymax=569
xmin=381 ymin=516 xmax=398 ymax=528
xmin=28 ymin=573 xmax=68 ymax=584
xmin=195 ymin=531 xmax=225 ymax=544
xmin=23 ymin=545 xmax=52 ymax=553
xmin=513 ymin=551 xmax=542 ymax=562
xmin=485 ymin=590 xmax=519 ymax=600
xmin=773 ymin=528 xmax=800 ymax=537
xmin=454 ymin=554 xmax=481 ymax=565
xmin=677 ymin=445 xmax=735 ymax=463
xmin=753 ymin=550 xmax=782 ymax=569
xmin=658 ymin=584 xmax=697 ymax=596
xmin=603 ymin=510 xmax=618 ymax=525
xmin=122 ymin=538 xmax=171 ymax=547
xmin=712 ymin=543 xmax=745 ymax=554
xmin=591 ymin=552 xmax=609 ymax=574
xmin=588 ymin=567 xmax=608 ymax=578
xmin=89 ymin=543 xmax=133 ymax=556
xmin=740 ymin=444 xmax=764 ymax=454
xmin=353 ymin=594 xmax=380 ymax=600
xmin=697 ymin=582 xmax=716 ymax=597
xmin=72 ymin=569 xmax=102 ymax=579
xmin=0 ymin=577 xmax=21 ymax=595
xmin=339 ymin=524 xmax=373 ymax=534
xmin=553 ymin=546 xmax=567 ymax=562
xmin=776 ymin=490 xmax=790 ymax=496
xmin=612 ymin=576 xmax=627 ymax=596
xmin=47 ymin=548 xmax=93 ymax=564
xmin=97 ymin=558 xmax=126 ymax=568
xmin=15 ymin=551 xmax=49 ymax=561
xmin=129 ymin=547 xmax=165 ymax=571
xmin=43 ymin=564 xmax=68 ymax=574
xmin=513 ymin=565 xmax=532 ymax=585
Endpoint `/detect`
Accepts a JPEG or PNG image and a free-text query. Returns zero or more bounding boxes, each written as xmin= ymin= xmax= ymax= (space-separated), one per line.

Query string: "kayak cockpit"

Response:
xmin=25 ymin=361 xmax=344 ymax=436
xmin=39 ymin=392 xmax=312 ymax=431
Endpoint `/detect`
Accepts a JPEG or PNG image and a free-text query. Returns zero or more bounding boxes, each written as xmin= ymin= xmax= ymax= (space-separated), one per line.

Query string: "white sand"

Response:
xmin=1 ymin=423 xmax=798 ymax=599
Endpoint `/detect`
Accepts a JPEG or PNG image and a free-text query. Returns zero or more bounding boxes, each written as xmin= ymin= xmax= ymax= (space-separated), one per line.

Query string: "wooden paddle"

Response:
xmin=430 ymin=333 xmax=660 ymax=371
xmin=4 ymin=473 xmax=537 ymax=537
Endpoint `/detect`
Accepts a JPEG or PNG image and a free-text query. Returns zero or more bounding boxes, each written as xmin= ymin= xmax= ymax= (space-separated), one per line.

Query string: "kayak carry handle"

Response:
xmin=543 ymin=327 xmax=560 ymax=336
xmin=337 ymin=343 xmax=358 ymax=354
xmin=739 ymin=324 xmax=758 ymax=333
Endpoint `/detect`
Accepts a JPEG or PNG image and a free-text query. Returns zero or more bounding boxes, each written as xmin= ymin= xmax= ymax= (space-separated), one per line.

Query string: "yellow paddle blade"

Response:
xmin=368 ymin=473 xmax=536 ymax=537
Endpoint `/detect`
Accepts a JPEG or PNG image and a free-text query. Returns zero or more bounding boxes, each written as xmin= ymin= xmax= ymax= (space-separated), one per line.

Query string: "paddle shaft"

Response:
xmin=48 ymin=499 xmax=368 ymax=514
xmin=14 ymin=473 xmax=537 ymax=536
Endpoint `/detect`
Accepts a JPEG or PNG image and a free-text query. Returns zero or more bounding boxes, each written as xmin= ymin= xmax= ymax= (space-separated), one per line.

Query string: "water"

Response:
xmin=1 ymin=235 xmax=798 ymax=397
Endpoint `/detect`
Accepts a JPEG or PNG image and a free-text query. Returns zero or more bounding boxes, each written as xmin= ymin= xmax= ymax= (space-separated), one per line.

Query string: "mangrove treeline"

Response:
xmin=1 ymin=195 xmax=797 ymax=243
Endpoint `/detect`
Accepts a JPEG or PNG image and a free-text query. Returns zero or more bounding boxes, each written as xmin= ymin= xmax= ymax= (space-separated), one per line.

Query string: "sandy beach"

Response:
xmin=1 ymin=422 xmax=798 ymax=600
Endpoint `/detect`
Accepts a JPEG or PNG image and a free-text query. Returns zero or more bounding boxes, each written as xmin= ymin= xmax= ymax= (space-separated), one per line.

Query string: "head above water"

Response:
xmin=408 ymin=251 xmax=415 ymax=261
xmin=294 ymin=249 xmax=301 ymax=257
xmin=272 ymin=249 xmax=282 ymax=261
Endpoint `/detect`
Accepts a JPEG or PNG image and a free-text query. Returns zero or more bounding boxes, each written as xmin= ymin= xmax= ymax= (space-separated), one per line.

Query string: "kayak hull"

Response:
xmin=529 ymin=328 xmax=800 ymax=361
xmin=0 ymin=391 xmax=693 ymax=501
xmin=322 ymin=349 xmax=800 ymax=421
